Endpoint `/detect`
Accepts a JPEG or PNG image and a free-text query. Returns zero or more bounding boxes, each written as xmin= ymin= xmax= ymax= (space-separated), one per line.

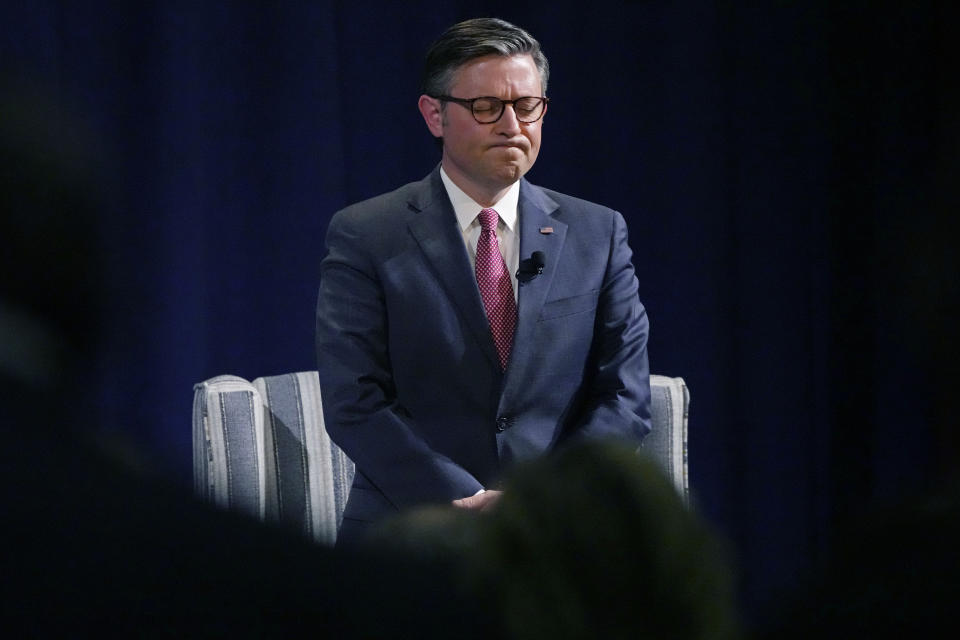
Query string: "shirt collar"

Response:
xmin=440 ymin=166 xmax=520 ymax=233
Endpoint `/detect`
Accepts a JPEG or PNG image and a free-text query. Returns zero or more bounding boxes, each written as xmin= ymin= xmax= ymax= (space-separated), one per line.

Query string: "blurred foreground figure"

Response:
xmin=760 ymin=492 xmax=960 ymax=639
xmin=0 ymin=81 xmax=489 ymax=637
xmin=373 ymin=441 xmax=742 ymax=640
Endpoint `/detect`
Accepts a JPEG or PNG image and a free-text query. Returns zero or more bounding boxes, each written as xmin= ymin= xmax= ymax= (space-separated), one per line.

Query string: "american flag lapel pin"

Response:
xmin=539 ymin=226 xmax=554 ymax=234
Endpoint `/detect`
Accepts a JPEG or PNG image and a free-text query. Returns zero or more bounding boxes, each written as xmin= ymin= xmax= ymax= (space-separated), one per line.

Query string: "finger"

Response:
xmin=452 ymin=495 xmax=480 ymax=509
xmin=479 ymin=491 xmax=502 ymax=512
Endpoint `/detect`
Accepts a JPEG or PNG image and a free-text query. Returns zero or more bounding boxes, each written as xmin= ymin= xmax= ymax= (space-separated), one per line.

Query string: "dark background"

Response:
xmin=3 ymin=0 xmax=957 ymax=627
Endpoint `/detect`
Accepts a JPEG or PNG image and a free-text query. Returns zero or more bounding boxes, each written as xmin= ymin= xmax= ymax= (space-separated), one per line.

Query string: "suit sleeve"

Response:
xmin=315 ymin=211 xmax=484 ymax=510
xmin=566 ymin=210 xmax=652 ymax=445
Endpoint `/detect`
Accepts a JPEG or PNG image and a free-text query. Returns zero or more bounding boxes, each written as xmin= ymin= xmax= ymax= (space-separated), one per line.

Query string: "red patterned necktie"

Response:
xmin=476 ymin=208 xmax=517 ymax=370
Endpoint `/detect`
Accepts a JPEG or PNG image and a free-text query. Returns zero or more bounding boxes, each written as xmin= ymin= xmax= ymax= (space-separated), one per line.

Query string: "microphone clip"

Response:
xmin=516 ymin=251 xmax=546 ymax=284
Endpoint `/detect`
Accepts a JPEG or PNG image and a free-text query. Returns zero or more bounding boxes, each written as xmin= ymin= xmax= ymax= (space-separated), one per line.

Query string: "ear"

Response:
xmin=418 ymin=94 xmax=445 ymax=138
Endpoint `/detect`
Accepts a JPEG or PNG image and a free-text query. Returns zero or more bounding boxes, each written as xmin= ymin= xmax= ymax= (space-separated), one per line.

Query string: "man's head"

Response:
xmin=418 ymin=18 xmax=550 ymax=205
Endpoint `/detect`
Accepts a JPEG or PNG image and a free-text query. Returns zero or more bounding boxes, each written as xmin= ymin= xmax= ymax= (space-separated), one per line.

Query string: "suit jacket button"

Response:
xmin=496 ymin=417 xmax=510 ymax=433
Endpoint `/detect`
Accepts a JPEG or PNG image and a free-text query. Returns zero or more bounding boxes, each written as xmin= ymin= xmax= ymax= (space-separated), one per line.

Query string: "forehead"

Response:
xmin=449 ymin=54 xmax=543 ymax=95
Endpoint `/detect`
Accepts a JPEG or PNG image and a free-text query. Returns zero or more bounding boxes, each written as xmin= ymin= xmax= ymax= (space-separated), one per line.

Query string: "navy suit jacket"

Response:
xmin=316 ymin=167 xmax=651 ymax=541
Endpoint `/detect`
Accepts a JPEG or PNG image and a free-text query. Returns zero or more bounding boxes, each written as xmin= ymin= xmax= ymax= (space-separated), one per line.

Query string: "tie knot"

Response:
xmin=478 ymin=208 xmax=499 ymax=231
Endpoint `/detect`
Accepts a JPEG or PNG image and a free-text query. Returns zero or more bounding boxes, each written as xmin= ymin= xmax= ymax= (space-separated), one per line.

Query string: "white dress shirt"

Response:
xmin=439 ymin=166 xmax=520 ymax=302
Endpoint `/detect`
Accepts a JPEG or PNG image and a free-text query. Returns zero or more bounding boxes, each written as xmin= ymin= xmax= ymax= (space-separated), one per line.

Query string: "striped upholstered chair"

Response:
xmin=192 ymin=372 xmax=689 ymax=545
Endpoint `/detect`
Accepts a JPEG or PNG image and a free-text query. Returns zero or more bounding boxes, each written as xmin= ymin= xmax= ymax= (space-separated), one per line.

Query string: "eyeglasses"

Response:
xmin=431 ymin=95 xmax=549 ymax=124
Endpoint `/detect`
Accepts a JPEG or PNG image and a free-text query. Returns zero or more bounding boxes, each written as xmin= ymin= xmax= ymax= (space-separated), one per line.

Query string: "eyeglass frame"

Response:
xmin=429 ymin=95 xmax=550 ymax=124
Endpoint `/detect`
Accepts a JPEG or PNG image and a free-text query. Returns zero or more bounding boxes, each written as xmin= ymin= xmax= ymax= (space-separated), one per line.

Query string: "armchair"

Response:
xmin=192 ymin=372 xmax=689 ymax=545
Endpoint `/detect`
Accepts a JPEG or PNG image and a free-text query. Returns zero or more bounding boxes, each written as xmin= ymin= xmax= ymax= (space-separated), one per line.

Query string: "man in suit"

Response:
xmin=316 ymin=18 xmax=651 ymax=545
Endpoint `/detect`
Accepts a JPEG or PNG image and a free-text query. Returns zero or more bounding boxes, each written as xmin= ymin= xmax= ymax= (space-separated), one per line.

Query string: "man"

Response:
xmin=316 ymin=18 xmax=651 ymax=545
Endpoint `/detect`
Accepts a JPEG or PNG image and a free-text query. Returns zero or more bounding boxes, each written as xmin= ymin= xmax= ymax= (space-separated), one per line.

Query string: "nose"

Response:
xmin=494 ymin=103 xmax=522 ymax=135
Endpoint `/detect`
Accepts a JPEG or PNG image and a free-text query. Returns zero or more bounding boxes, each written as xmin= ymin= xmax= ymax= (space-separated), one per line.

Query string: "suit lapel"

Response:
xmin=504 ymin=181 xmax=566 ymax=385
xmin=407 ymin=169 xmax=502 ymax=371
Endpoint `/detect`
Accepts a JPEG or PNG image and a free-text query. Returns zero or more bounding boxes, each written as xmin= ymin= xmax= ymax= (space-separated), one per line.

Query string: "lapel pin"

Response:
xmin=539 ymin=226 xmax=554 ymax=234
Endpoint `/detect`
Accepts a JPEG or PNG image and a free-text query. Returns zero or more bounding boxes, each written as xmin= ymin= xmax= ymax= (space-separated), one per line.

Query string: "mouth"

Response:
xmin=490 ymin=142 xmax=527 ymax=152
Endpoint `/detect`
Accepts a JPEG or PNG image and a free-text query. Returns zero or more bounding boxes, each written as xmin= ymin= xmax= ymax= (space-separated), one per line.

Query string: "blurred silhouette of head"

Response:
xmin=373 ymin=441 xmax=741 ymax=640
xmin=0 ymin=79 xmax=104 ymax=403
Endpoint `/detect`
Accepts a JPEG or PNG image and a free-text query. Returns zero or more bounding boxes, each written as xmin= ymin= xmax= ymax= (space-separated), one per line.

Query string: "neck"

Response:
xmin=440 ymin=162 xmax=514 ymax=208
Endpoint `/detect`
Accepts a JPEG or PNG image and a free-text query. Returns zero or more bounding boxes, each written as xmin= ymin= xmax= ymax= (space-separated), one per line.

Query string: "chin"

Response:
xmin=493 ymin=164 xmax=527 ymax=184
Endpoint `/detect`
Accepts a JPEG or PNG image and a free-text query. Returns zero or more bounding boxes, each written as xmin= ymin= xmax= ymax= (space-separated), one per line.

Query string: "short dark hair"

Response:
xmin=421 ymin=18 xmax=550 ymax=97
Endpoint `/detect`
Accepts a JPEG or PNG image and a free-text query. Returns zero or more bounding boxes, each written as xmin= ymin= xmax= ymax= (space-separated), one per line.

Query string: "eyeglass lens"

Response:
xmin=473 ymin=97 xmax=545 ymax=123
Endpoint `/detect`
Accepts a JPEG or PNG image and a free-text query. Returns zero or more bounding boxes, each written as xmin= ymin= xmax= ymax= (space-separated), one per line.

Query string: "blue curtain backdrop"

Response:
xmin=3 ymin=0 xmax=956 ymax=625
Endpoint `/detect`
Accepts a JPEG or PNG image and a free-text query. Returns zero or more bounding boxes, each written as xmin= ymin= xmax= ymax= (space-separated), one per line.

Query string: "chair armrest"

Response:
xmin=192 ymin=375 xmax=266 ymax=520
xmin=644 ymin=375 xmax=690 ymax=504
